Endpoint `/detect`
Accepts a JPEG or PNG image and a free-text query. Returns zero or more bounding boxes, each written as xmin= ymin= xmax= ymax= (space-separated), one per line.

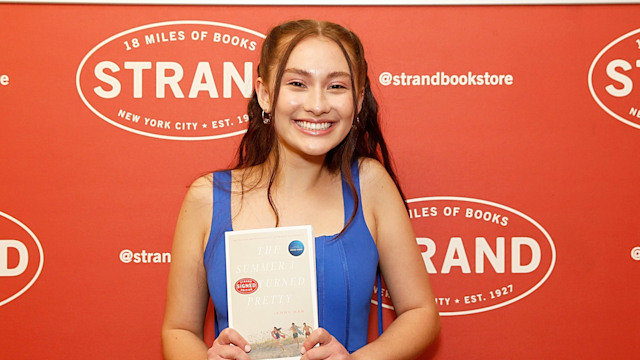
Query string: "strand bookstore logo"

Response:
xmin=0 ymin=211 xmax=44 ymax=306
xmin=589 ymin=27 xmax=640 ymax=130
xmin=405 ymin=197 xmax=555 ymax=316
xmin=76 ymin=21 xmax=265 ymax=140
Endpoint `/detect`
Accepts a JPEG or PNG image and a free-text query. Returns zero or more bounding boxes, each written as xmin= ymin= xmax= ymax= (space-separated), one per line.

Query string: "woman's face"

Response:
xmin=258 ymin=36 xmax=359 ymax=160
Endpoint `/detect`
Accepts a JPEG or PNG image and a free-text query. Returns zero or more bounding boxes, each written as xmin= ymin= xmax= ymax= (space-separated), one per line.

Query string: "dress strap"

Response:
xmin=208 ymin=170 xmax=232 ymax=338
xmin=337 ymin=160 xmax=363 ymax=351
xmin=341 ymin=160 xmax=363 ymax=224
xmin=212 ymin=170 xmax=232 ymax=232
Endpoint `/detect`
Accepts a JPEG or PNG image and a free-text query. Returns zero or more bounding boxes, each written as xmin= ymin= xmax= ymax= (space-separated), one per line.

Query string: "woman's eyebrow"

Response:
xmin=283 ymin=67 xmax=351 ymax=79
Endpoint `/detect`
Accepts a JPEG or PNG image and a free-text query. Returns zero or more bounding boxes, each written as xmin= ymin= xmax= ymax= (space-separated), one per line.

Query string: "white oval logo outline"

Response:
xmin=406 ymin=196 xmax=556 ymax=316
xmin=76 ymin=20 xmax=266 ymax=141
xmin=0 ymin=211 xmax=45 ymax=306
xmin=588 ymin=27 xmax=640 ymax=130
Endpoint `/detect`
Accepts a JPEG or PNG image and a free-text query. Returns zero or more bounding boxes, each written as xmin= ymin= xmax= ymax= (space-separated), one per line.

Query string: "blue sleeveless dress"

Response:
xmin=203 ymin=162 xmax=379 ymax=352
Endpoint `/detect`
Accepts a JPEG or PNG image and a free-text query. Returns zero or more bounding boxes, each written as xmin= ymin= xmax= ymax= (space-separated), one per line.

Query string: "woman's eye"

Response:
xmin=329 ymin=84 xmax=347 ymax=90
xmin=288 ymin=81 xmax=305 ymax=87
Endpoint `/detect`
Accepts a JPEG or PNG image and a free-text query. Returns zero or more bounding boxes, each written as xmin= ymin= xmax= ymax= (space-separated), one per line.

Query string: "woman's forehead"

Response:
xmin=284 ymin=37 xmax=349 ymax=71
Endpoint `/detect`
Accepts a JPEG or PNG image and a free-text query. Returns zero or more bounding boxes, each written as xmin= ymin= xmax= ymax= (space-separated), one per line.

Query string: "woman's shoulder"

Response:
xmin=357 ymin=157 xmax=394 ymax=189
xmin=173 ymin=174 xmax=214 ymax=252
xmin=357 ymin=157 xmax=404 ymax=212
xmin=183 ymin=174 xmax=214 ymax=208
xmin=356 ymin=158 xmax=400 ymax=243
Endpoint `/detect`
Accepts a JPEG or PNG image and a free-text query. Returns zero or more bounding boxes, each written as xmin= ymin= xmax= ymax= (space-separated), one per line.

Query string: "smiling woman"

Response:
xmin=162 ymin=19 xmax=440 ymax=360
xmin=258 ymin=36 xmax=357 ymax=160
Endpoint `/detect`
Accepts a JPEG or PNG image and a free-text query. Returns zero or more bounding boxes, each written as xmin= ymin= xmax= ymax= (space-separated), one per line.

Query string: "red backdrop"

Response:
xmin=2 ymin=3 xmax=640 ymax=359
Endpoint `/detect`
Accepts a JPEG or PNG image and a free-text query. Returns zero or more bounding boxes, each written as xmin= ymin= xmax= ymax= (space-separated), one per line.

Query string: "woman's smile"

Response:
xmin=294 ymin=119 xmax=336 ymax=133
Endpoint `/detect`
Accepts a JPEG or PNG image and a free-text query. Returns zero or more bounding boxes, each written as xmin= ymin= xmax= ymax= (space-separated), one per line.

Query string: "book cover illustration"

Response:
xmin=225 ymin=225 xmax=318 ymax=360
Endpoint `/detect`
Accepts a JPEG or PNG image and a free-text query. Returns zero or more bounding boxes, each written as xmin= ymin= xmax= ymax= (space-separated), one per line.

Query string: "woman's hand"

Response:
xmin=300 ymin=328 xmax=351 ymax=360
xmin=207 ymin=328 xmax=252 ymax=360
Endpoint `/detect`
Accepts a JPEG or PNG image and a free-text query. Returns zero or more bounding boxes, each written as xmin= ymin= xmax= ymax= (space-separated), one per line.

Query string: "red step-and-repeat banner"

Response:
xmin=1 ymin=2 xmax=639 ymax=359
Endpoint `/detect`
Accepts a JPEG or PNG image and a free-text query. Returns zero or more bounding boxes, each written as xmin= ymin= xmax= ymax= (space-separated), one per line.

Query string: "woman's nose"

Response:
xmin=304 ymin=87 xmax=331 ymax=115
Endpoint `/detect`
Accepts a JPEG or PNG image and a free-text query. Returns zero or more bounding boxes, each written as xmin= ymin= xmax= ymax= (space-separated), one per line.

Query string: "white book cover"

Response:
xmin=225 ymin=225 xmax=318 ymax=360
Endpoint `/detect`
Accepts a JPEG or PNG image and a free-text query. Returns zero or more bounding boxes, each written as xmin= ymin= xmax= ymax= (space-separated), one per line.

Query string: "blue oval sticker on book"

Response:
xmin=288 ymin=240 xmax=304 ymax=256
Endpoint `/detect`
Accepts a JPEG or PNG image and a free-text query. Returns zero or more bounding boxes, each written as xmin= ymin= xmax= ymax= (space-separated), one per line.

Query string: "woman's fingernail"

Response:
xmin=300 ymin=347 xmax=306 ymax=355
xmin=245 ymin=345 xmax=251 ymax=352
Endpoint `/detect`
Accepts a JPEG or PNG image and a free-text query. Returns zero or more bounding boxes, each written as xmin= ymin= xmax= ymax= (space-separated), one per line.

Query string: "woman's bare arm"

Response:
xmin=162 ymin=176 xmax=213 ymax=359
xmin=354 ymin=159 xmax=440 ymax=360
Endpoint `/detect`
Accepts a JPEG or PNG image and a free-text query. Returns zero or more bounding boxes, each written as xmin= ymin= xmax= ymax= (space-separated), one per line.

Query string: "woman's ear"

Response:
xmin=356 ymin=89 xmax=365 ymax=115
xmin=255 ymin=77 xmax=271 ymax=113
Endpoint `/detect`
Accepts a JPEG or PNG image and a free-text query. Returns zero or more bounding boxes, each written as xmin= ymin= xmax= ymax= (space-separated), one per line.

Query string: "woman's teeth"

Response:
xmin=295 ymin=121 xmax=332 ymax=131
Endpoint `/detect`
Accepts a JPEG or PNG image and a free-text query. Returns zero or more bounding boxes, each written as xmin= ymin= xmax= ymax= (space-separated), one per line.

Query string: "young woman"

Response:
xmin=162 ymin=19 xmax=440 ymax=360
xmin=271 ymin=327 xmax=286 ymax=351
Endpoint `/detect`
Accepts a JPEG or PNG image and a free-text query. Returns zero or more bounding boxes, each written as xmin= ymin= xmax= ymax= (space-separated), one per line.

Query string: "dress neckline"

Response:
xmin=226 ymin=167 xmax=351 ymax=238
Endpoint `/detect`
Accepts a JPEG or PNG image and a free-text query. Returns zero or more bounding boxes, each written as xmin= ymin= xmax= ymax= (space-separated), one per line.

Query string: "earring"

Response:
xmin=353 ymin=116 xmax=360 ymax=129
xmin=262 ymin=110 xmax=271 ymax=124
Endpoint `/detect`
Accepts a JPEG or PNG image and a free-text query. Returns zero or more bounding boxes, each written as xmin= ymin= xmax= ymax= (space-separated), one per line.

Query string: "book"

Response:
xmin=225 ymin=225 xmax=318 ymax=360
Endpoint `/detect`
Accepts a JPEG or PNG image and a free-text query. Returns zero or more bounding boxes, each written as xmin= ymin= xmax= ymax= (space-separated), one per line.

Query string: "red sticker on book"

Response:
xmin=234 ymin=278 xmax=258 ymax=295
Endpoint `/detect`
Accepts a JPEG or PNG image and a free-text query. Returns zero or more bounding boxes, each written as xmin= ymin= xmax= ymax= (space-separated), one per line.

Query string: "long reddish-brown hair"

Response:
xmin=234 ymin=19 xmax=405 ymax=232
